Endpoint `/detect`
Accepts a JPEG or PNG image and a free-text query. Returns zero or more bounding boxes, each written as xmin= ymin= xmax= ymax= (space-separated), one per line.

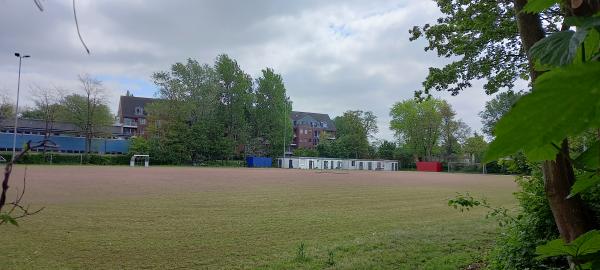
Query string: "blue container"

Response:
xmin=246 ymin=156 xmax=272 ymax=168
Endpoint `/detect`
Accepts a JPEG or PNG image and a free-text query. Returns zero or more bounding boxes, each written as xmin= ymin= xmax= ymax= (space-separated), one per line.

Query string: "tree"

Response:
xmin=59 ymin=75 xmax=113 ymax=153
xmin=479 ymin=91 xmax=523 ymax=138
xmin=23 ymin=85 xmax=63 ymax=158
xmin=0 ymin=93 xmax=13 ymax=124
xmin=59 ymin=91 xmax=113 ymax=153
xmin=150 ymin=58 xmax=229 ymax=164
xmin=332 ymin=110 xmax=378 ymax=158
xmin=389 ymin=98 xmax=445 ymax=161
xmin=377 ymin=140 xmax=397 ymax=160
xmin=463 ymin=133 xmax=487 ymax=164
xmin=408 ymin=0 xmax=561 ymax=98
xmin=439 ymin=101 xmax=471 ymax=161
xmin=215 ymin=54 xmax=254 ymax=159
xmin=254 ymin=68 xmax=292 ymax=157
xmin=412 ymin=0 xmax=600 ymax=250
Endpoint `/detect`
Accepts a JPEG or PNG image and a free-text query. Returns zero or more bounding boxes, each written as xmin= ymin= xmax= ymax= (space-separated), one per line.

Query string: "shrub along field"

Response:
xmin=1 ymin=166 xmax=516 ymax=269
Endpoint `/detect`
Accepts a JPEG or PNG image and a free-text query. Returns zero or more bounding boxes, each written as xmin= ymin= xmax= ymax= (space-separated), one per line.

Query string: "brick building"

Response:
xmin=291 ymin=111 xmax=336 ymax=149
xmin=117 ymin=95 xmax=158 ymax=137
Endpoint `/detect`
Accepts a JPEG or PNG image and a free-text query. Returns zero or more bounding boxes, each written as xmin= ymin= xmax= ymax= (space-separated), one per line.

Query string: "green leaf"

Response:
xmin=0 ymin=213 xmax=19 ymax=226
xmin=536 ymin=238 xmax=575 ymax=258
xmin=485 ymin=62 xmax=600 ymax=162
xmin=570 ymin=172 xmax=600 ymax=198
xmin=566 ymin=16 xmax=600 ymax=29
xmin=536 ymin=230 xmax=600 ymax=259
xmin=573 ymin=230 xmax=600 ymax=256
xmin=530 ymin=29 xmax=588 ymax=67
xmin=575 ymin=28 xmax=600 ymax=64
xmin=574 ymin=141 xmax=600 ymax=170
xmin=522 ymin=0 xmax=559 ymax=13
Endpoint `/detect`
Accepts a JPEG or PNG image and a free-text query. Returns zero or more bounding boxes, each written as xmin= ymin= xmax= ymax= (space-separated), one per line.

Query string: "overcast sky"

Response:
xmin=0 ymin=0 xmax=502 ymax=140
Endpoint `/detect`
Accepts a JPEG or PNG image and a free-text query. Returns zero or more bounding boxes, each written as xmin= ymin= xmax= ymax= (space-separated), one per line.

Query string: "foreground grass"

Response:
xmin=1 ymin=168 xmax=515 ymax=269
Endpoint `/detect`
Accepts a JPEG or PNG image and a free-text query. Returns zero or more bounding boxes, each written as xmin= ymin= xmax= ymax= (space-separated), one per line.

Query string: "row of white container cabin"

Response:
xmin=277 ymin=157 xmax=399 ymax=171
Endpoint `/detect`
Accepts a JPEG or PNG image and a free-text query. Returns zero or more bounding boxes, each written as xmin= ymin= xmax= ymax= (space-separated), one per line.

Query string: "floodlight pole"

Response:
xmin=283 ymin=99 xmax=287 ymax=166
xmin=12 ymin=53 xmax=30 ymax=160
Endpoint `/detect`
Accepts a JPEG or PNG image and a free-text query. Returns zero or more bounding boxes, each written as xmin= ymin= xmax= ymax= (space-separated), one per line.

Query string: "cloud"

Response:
xmin=0 ymin=0 xmax=500 ymax=140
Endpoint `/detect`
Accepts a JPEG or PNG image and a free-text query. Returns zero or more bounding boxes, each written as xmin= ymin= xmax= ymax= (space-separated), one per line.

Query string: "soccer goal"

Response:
xmin=130 ymin=154 xmax=150 ymax=167
xmin=447 ymin=162 xmax=486 ymax=174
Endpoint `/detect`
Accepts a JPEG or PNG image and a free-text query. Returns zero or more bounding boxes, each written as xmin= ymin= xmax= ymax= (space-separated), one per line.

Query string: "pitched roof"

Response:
xmin=118 ymin=96 xmax=159 ymax=118
xmin=291 ymin=111 xmax=336 ymax=131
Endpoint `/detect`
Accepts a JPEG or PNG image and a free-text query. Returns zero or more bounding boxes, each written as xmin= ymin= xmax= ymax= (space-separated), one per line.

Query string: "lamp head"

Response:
xmin=14 ymin=53 xmax=20 ymax=57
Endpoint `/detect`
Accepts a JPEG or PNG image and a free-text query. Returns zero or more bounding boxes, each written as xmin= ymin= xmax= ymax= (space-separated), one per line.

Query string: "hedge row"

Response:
xmin=1 ymin=152 xmax=131 ymax=165
xmin=0 ymin=152 xmax=248 ymax=167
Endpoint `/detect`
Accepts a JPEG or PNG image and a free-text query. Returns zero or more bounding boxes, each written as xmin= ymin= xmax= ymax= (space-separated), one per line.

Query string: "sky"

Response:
xmin=0 ymin=0 xmax=502 ymax=140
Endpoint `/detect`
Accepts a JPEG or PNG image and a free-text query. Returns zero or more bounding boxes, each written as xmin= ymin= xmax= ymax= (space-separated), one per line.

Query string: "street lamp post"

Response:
xmin=12 ymin=53 xmax=30 ymax=160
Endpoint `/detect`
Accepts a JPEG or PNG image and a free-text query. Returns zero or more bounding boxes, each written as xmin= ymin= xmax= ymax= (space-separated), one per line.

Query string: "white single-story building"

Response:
xmin=277 ymin=157 xmax=398 ymax=171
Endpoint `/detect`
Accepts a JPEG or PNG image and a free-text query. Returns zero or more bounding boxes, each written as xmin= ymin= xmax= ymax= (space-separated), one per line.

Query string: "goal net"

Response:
xmin=130 ymin=155 xmax=150 ymax=167
xmin=447 ymin=162 xmax=486 ymax=174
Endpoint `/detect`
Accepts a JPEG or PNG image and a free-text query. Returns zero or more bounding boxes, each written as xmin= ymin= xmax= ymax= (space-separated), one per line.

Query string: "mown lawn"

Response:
xmin=0 ymin=166 xmax=516 ymax=269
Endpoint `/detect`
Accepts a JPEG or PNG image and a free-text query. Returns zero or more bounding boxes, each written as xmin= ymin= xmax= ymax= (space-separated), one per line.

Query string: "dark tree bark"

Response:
xmin=513 ymin=0 xmax=598 ymax=243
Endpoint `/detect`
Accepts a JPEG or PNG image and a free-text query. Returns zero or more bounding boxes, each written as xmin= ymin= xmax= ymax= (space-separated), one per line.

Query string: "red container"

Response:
xmin=416 ymin=162 xmax=442 ymax=172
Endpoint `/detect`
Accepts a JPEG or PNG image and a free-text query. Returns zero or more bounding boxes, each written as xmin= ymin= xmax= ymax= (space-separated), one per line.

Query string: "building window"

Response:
xmin=139 ymin=118 xmax=146 ymax=125
xmin=351 ymin=160 xmax=355 ymax=166
xmin=135 ymin=106 xmax=144 ymax=116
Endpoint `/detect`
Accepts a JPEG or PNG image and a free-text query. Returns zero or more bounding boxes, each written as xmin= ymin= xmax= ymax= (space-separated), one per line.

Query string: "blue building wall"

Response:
xmin=0 ymin=133 xmax=129 ymax=154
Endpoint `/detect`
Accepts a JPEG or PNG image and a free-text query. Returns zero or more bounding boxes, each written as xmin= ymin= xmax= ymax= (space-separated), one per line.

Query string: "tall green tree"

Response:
xmin=377 ymin=140 xmax=397 ymax=160
xmin=150 ymin=58 xmax=229 ymax=164
xmin=439 ymin=101 xmax=471 ymax=161
xmin=215 ymin=54 xmax=254 ymax=159
xmin=408 ymin=0 xmax=561 ymax=98
xmin=463 ymin=132 xmax=487 ymax=163
xmin=484 ymin=0 xmax=600 ymax=248
xmin=60 ymin=75 xmax=113 ymax=153
xmin=389 ymin=98 xmax=445 ymax=161
xmin=332 ymin=110 xmax=378 ymax=158
xmin=479 ymin=91 xmax=523 ymax=138
xmin=253 ymin=68 xmax=292 ymax=157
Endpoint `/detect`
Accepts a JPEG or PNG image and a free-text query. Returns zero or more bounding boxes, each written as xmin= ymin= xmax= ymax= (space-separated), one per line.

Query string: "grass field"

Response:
xmin=0 ymin=166 xmax=517 ymax=269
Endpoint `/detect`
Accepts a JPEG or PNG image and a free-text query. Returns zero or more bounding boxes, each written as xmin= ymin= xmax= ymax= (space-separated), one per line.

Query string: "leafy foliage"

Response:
xmin=536 ymin=230 xmax=600 ymax=269
xmin=530 ymin=29 xmax=589 ymax=67
xmin=390 ymin=98 xmax=447 ymax=161
xmin=315 ymin=110 xmax=377 ymax=159
xmin=409 ymin=1 xmax=560 ymax=97
xmin=463 ymin=133 xmax=488 ymax=163
xmin=486 ymin=62 xmax=600 ymax=162
xmin=522 ymin=0 xmax=559 ymax=14
xmin=253 ymin=68 xmax=292 ymax=157
xmin=484 ymin=170 xmax=565 ymax=269
xmin=479 ymin=91 xmax=523 ymax=138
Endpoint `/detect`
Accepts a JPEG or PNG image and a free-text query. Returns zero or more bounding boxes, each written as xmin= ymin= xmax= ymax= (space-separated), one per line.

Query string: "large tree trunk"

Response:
xmin=542 ymin=140 xmax=596 ymax=241
xmin=513 ymin=0 xmax=597 ymax=242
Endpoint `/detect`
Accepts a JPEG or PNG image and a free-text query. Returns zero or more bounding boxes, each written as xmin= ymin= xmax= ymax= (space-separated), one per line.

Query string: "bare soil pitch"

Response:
xmin=11 ymin=165 xmax=515 ymax=204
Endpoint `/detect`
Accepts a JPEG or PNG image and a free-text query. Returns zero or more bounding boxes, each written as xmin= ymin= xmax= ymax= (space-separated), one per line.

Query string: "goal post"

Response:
xmin=447 ymin=162 xmax=486 ymax=174
xmin=130 ymin=154 xmax=150 ymax=167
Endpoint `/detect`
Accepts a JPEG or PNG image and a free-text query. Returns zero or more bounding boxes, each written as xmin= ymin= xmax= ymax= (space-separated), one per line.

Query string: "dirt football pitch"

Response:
xmin=1 ymin=166 xmax=517 ymax=269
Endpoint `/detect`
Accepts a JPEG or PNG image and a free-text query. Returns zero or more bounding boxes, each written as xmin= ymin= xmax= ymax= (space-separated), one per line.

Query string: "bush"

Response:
xmin=486 ymin=167 xmax=565 ymax=270
xmin=1 ymin=152 xmax=130 ymax=166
